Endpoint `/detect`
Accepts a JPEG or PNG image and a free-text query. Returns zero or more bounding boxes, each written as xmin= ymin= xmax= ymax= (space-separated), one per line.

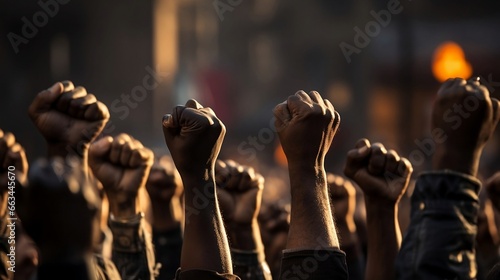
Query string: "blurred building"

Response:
xmin=1 ymin=0 xmax=500 ymax=174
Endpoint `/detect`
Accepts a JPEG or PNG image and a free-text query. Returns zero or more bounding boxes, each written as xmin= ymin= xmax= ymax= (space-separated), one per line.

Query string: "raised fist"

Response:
xmin=146 ymin=155 xmax=183 ymax=204
xmin=327 ymin=173 xmax=356 ymax=232
xmin=432 ymin=78 xmax=500 ymax=175
xmin=162 ymin=99 xmax=225 ymax=179
xmin=28 ymin=81 xmax=110 ymax=155
xmin=0 ymin=129 xmax=28 ymax=190
xmin=215 ymin=160 xmax=264 ymax=226
xmin=89 ymin=134 xmax=154 ymax=218
xmin=273 ymin=90 xmax=340 ymax=168
xmin=21 ymin=158 xmax=101 ymax=262
xmin=344 ymin=139 xmax=412 ymax=204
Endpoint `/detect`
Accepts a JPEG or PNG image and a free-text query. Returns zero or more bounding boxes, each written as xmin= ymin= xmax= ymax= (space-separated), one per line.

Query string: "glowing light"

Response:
xmin=274 ymin=143 xmax=287 ymax=167
xmin=432 ymin=41 xmax=472 ymax=82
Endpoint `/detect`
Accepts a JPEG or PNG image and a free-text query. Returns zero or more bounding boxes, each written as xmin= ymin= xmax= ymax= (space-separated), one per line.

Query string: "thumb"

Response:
xmin=89 ymin=136 xmax=113 ymax=160
xmin=28 ymin=82 xmax=64 ymax=118
xmin=344 ymin=138 xmax=371 ymax=178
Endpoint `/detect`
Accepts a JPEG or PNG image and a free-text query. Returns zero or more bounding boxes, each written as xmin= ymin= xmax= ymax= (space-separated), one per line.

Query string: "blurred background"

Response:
xmin=2 ymin=0 xmax=500 ymax=184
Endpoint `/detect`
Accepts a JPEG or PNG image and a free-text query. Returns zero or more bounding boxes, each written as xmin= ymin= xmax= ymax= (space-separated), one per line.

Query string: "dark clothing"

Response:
xmin=108 ymin=213 xmax=157 ymax=280
xmin=279 ymin=248 xmax=348 ymax=280
xmin=175 ymin=268 xmax=241 ymax=280
xmin=153 ymin=226 xmax=183 ymax=280
xmin=231 ymin=249 xmax=272 ymax=280
xmin=396 ymin=170 xmax=480 ymax=280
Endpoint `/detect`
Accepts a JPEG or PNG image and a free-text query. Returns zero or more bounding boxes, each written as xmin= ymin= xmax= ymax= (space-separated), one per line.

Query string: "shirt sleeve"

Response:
xmin=108 ymin=212 xmax=157 ymax=280
xmin=175 ymin=268 xmax=241 ymax=280
xmin=395 ymin=170 xmax=481 ymax=280
xmin=279 ymin=248 xmax=348 ymax=280
xmin=231 ymin=249 xmax=272 ymax=280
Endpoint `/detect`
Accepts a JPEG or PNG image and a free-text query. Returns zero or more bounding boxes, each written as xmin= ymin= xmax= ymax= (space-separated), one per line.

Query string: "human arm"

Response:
xmin=344 ymin=139 xmax=412 ymax=280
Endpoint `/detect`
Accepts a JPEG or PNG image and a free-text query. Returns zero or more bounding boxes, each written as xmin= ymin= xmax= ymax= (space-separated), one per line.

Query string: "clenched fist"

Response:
xmin=0 ymin=129 xmax=28 ymax=190
xmin=327 ymin=173 xmax=356 ymax=233
xmin=162 ymin=99 xmax=225 ymax=180
xmin=344 ymin=139 xmax=412 ymax=204
xmin=216 ymin=160 xmax=264 ymax=226
xmin=273 ymin=90 xmax=340 ymax=168
xmin=432 ymin=78 xmax=500 ymax=175
xmin=28 ymin=81 xmax=110 ymax=157
xmin=89 ymin=134 xmax=154 ymax=218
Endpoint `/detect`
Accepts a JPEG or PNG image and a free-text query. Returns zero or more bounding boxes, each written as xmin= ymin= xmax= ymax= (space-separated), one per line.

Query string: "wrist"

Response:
xmin=108 ymin=196 xmax=138 ymax=219
xmin=433 ymin=145 xmax=481 ymax=176
xmin=227 ymin=220 xmax=264 ymax=251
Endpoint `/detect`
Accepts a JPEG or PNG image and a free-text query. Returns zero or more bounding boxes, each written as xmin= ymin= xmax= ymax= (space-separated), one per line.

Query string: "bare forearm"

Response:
xmin=365 ymin=200 xmax=400 ymax=280
xmin=288 ymin=166 xmax=339 ymax=249
xmin=182 ymin=177 xmax=232 ymax=272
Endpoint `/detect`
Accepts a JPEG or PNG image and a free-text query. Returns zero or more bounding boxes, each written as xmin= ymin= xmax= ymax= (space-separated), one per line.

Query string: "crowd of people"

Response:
xmin=0 ymin=77 xmax=500 ymax=280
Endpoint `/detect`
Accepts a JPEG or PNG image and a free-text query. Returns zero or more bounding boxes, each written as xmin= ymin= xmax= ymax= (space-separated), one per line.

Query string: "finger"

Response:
xmin=491 ymin=98 xmax=500 ymax=125
xmin=68 ymin=94 xmax=97 ymax=118
xmin=110 ymin=136 xmax=128 ymax=164
xmin=273 ymin=102 xmax=291 ymax=129
xmin=120 ymin=140 xmax=134 ymax=167
xmin=89 ymin=136 xmax=113 ymax=159
xmin=163 ymin=106 xmax=185 ymax=129
xmin=287 ymin=94 xmax=312 ymax=117
xmin=309 ymin=91 xmax=326 ymax=107
xmin=28 ymin=83 xmax=64 ymax=118
xmin=397 ymin=157 xmax=413 ymax=178
xmin=367 ymin=143 xmax=387 ymax=175
xmin=57 ymin=86 xmax=87 ymax=113
xmin=295 ymin=90 xmax=313 ymax=104
xmin=226 ymin=162 xmax=243 ymax=191
xmin=61 ymin=80 xmax=75 ymax=92
xmin=0 ymin=133 xmax=16 ymax=165
xmin=185 ymin=99 xmax=203 ymax=109
xmin=239 ymin=166 xmax=256 ymax=191
xmin=215 ymin=160 xmax=229 ymax=187
xmin=438 ymin=78 xmax=464 ymax=96
xmin=355 ymin=138 xmax=370 ymax=149
xmin=332 ymin=110 xmax=341 ymax=132
xmin=83 ymin=101 xmax=110 ymax=122
xmin=129 ymin=148 xmax=154 ymax=168
xmin=385 ymin=149 xmax=400 ymax=175
xmin=131 ymin=138 xmax=144 ymax=149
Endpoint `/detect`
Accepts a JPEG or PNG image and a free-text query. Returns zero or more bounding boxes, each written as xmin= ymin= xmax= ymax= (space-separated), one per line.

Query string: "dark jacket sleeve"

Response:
xmin=153 ymin=226 xmax=183 ymax=280
xmin=108 ymin=213 xmax=157 ymax=280
xmin=175 ymin=269 xmax=241 ymax=280
xmin=395 ymin=170 xmax=480 ymax=280
xmin=279 ymin=248 xmax=348 ymax=280
xmin=231 ymin=249 xmax=272 ymax=280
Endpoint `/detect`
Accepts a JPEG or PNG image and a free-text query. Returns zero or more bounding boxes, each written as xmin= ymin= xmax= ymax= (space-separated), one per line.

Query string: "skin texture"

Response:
xmin=431 ymin=78 xmax=500 ymax=176
xmin=21 ymin=158 xmax=101 ymax=265
xmin=327 ymin=173 xmax=358 ymax=248
xmin=344 ymin=138 xmax=412 ymax=280
xmin=89 ymin=134 xmax=154 ymax=219
xmin=273 ymin=90 xmax=340 ymax=249
xmin=162 ymin=99 xmax=232 ymax=273
xmin=28 ymin=81 xmax=110 ymax=174
xmin=0 ymin=130 xmax=28 ymax=217
xmin=216 ymin=159 xmax=265 ymax=251
xmin=146 ymin=155 xmax=183 ymax=231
